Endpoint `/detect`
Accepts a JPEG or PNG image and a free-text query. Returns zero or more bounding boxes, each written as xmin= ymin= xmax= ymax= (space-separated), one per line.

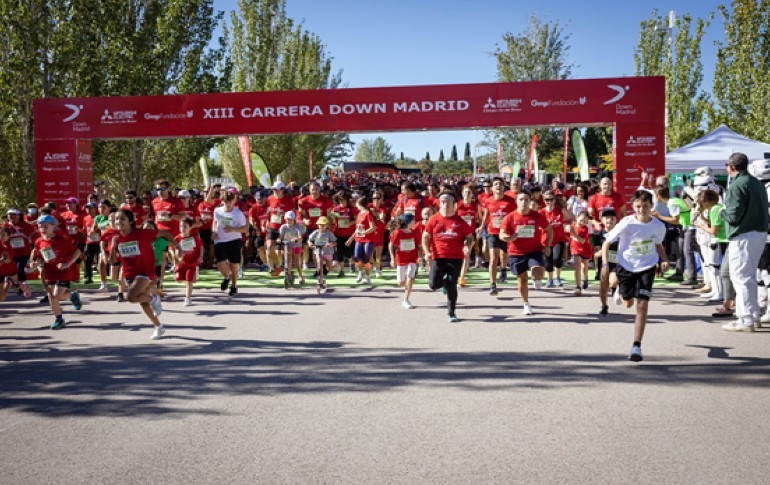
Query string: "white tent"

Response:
xmin=666 ymin=124 xmax=770 ymax=173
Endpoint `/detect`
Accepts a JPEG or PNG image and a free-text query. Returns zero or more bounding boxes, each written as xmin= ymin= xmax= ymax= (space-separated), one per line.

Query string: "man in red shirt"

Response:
xmin=266 ymin=181 xmax=297 ymax=276
xmin=248 ymin=191 xmax=269 ymax=271
xmin=298 ymin=181 xmax=334 ymax=270
xmin=392 ymin=182 xmax=424 ymax=219
xmin=61 ymin=197 xmax=87 ymax=251
xmin=121 ymin=190 xmax=147 ymax=225
xmin=422 ymin=192 xmax=474 ymax=323
xmin=588 ymin=177 xmax=627 ymax=228
xmin=500 ymin=191 xmax=553 ymax=316
xmin=151 ymin=179 xmax=186 ymax=237
xmin=196 ymin=185 xmax=221 ymax=269
xmin=481 ymin=177 xmax=517 ymax=294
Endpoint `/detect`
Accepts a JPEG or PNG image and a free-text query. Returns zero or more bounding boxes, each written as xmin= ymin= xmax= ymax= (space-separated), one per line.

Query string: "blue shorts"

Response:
xmin=508 ymin=251 xmax=545 ymax=276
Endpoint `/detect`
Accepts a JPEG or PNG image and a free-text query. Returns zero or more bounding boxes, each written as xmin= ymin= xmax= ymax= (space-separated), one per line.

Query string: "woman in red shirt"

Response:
xmin=112 ymin=208 xmax=179 ymax=340
xmin=456 ymin=185 xmax=481 ymax=287
xmin=332 ymin=191 xmax=357 ymax=277
xmin=369 ymin=188 xmax=389 ymax=278
xmin=0 ymin=227 xmax=18 ymax=301
xmin=28 ymin=215 xmax=82 ymax=330
xmin=422 ymin=192 xmax=474 ymax=322
xmin=346 ymin=194 xmax=376 ymax=285
xmin=540 ymin=190 xmax=573 ymax=288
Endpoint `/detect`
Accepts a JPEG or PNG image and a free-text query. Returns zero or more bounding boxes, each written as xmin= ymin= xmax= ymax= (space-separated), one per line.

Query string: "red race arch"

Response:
xmin=33 ymin=76 xmax=664 ymax=206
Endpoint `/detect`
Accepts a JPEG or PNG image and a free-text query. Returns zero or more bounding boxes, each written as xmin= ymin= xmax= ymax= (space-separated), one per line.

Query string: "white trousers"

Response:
xmin=728 ymin=231 xmax=766 ymax=326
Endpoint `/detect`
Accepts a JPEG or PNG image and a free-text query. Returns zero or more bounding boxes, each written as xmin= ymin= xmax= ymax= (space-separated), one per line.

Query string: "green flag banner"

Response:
xmin=572 ymin=131 xmax=590 ymax=181
xmin=198 ymin=156 xmax=209 ymax=186
xmin=251 ymin=152 xmax=272 ymax=188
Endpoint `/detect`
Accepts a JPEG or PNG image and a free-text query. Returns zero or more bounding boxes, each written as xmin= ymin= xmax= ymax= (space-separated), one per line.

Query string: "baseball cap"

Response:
xmin=178 ymin=190 xmax=191 ymax=198
xmin=6 ymin=208 xmax=21 ymax=215
xmin=272 ymin=181 xmax=286 ymax=190
xmin=284 ymin=210 xmax=296 ymax=220
xmin=36 ymin=215 xmax=57 ymax=226
xmin=66 ymin=197 xmax=79 ymax=204
xmin=399 ymin=213 xmax=415 ymax=226
xmin=85 ymin=202 xmax=97 ymax=209
xmin=317 ymin=216 xmax=329 ymax=225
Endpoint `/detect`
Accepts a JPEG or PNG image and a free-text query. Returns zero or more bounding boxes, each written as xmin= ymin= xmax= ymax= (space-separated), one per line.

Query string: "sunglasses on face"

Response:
xmin=544 ymin=198 xmax=555 ymax=202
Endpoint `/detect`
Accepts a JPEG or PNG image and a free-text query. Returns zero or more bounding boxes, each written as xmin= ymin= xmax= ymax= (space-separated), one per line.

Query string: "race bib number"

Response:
xmin=200 ymin=213 xmax=212 ymax=221
xmin=117 ymin=241 xmax=141 ymax=258
xmin=517 ymin=225 xmax=535 ymax=238
xmin=631 ymin=239 xmax=653 ymax=256
xmin=607 ymin=250 xmax=618 ymax=264
xmin=315 ymin=236 xmax=328 ymax=247
xmin=404 ymin=209 xmax=416 ymax=216
xmin=462 ymin=215 xmax=474 ymax=226
xmin=308 ymin=208 xmax=322 ymax=218
xmin=270 ymin=213 xmax=282 ymax=224
xmin=67 ymin=225 xmax=77 ymax=235
xmin=399 ymin=238 xmax=416 ymax=252
xmin=220 ymin=216 xmax=234 ymax=227
xmin=40 ymin=246 xmax=56 ymax=262
xmin=10 ymin=236 xmax=25 ymax=249
xmin=492 ymin=217 xmax=503 ymax=229
xmin=180 ymin=237 xmax=196 ymax=253
xmin=157 ymin=211 xmax=172 ymax=222
xmin=88 ymin=233 xmax=100 ymax=243
xmin=356 ymin=227 xmax=366 ymax=236
xmin=337 ymin=217 xmax=350 ymax=229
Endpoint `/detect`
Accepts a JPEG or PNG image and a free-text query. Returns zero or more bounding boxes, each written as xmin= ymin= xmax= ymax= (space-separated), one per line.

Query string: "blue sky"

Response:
xmin=214 ymin=0 xmax=723 ymax=160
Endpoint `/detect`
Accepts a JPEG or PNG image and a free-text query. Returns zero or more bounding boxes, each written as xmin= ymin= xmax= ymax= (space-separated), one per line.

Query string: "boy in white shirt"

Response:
xmin=602 ymin=190 xmax=668 ymax=362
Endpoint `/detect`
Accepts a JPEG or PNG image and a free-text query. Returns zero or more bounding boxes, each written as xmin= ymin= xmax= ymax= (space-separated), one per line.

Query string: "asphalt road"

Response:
xmin=1 ymin=274 xmax=769 ymax=484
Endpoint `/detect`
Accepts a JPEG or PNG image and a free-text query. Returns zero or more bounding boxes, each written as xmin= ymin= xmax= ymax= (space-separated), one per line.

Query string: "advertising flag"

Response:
xmin=572 ymin=130 xmax=590 ymax=181
xmin=563 ymin=128 xmax=569 ymax=181
xmin=309 ymin=151 xmax=314 ymax=179
xmin=496 ymin=143 xmax=502 ymax=177
xmin=237 ymin=136 xmax=254 ymax=187
xmin=251 ymin=152 xmax=272 ymax=188
xmin=198 ymin=156 xmax=209 ymax=186
xmin=527 ymin=135 xmax=538 ymax=180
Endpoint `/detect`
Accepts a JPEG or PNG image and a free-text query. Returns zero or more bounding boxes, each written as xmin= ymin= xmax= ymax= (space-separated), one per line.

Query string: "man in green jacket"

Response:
xmin=721 ymin=152 xmax=769 ymax=332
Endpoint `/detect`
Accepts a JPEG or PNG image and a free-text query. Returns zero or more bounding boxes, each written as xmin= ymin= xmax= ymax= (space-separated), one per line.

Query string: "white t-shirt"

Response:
xmin=213 ymin=206 xmax=247 ymax=244
xmin=604 ymin=215 xmax=666 ymax=272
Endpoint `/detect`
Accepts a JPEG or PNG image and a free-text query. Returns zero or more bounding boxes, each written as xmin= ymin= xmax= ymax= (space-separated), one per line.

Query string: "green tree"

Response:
xmin=439 ymin=149 xmax=446 ymax=162
xmin=464 ymin=142 xmax=471 ymax=161
xmin=488 ymin=16 xmax=574 ymax=174
xmin=425 ymin=151 xmax=431 ymax=161
xmin=450 ymin=145 xmax=458 ymax=161
xmin=634 ymin=10 xmax=712 ymax=150
xmin=711 ymin=0 xmax=770 ymax=141
xmin=219 ymin=0 xmax=349 ymax=186
xmin=354 ymin=136 xmax=395 ymax=163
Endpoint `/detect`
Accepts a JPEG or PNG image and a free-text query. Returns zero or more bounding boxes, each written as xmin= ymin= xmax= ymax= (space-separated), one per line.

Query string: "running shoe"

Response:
xmin=21 ymin=282 xmax=31 ymax=298
xmin=356 ymin=271 xmax=364 ymax=283
xmin=337 ymin=270 xmax=345 ymax=278
xmin=39 ymin=294 xmax=49 ymax=305
xmin=613 ymin=288 xmax=622 ymax=305
xmin=238 ymin=267 xmax=244 ymax=279
xmin=545 ymin=279 xmax=554 ymax=288
xmin=522 ymin=303 xmax=533 ymax=316
xmin=534 ymin=279 xmax=542 ymax=290
xmin=448 ymin=314 xmax=459 ymax=323
xmin=628 ymin=345 xmax=643 ymax=362
xmin=554 ymin=277 xmax=563 ymax=287
xmin=364 ymin=275 xmax=371 ymax=285
xmin=375 ymin=270 xmax=383 ymax=278
xmin=402 ymin=300 xmax=414 ymax=309
xmin=299 ymin=277 xmax=306 ymax=285
xmin=151 ymin=325 xmax=165 ymax=340
xmin=260 ymin=264 xmax=270 ymax=272
xmin=84 ymin=278 xmax=93 ymax=285
xmin=229 ymin=286 xmax=238 ymax=296
xmin=459 ymin=277 xmax=466 ymax=287
xmin=116 ymin=293 xmax=126 ymax=302
xmin=573 ymin=287 xmax=582 ymax=296
xmin=499 ymin=272 xmax=507 ymax=283
xmin=70 ymin=292 xmax=82 ymax=310
xmin=220 ymin=278 xmax=230 ymax=291
xmin=98 ymin=283 xmax=108 ymax=292
xmin=184 ymin=297 xmax=192 ymax=307
xmin=722 ymin=321 xmax=754 ymax=332
xmin=51 ymin=317 xmax=66 ymax=330
xmin=270 ymin=266 xmax=284 ymax=277
xmin=489 ymin=284 xmax=498 ymax=296
xmin=582 ymin=280 xmax=588 ymax=290
xmin=599 ymin=304 xmax=609 ymax=316
xmin=150 ymin=294 xmax=163 ymax=317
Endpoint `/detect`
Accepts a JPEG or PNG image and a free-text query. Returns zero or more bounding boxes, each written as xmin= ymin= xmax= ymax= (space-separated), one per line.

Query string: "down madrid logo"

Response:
xmin=604 ymin=85 xmax=629 ymax=105
xmin=63 ymin=104 xmax=83 ymax=122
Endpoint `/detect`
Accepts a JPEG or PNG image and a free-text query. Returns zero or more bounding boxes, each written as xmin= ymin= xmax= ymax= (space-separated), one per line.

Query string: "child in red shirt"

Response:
xmin=174 ymin=218 xmax=203 ymax=306
xmin=569 ymin=211 xmax=593 ymax=296
xmin=389 ymin=213 xmax=419 ymax=309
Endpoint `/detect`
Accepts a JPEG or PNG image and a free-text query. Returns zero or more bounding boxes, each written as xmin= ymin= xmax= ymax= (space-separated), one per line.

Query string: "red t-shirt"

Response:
xmin=266 ymin=195 xmax=296 ymax=231
xmin=115 ymin=228 xmax=159 ymax=281
xmin=588 ymin=192 xmax=625 ymax=220
xmin=424 ymin=213 xmax=473 ymax=260
xmin=120 ymin=203 xmax=147 ymax=225
xmin=4 ymin=221 xmax=33 ymax=257
xmin=541 ymin=207 xmax=568 ymax=243
xmin=500 ymin=210 xmax=549 ymax=256
xmin=0 ymin=241 xmax=16 ymax=276
xmin=248 ymin=203 xmax=268 ymax=233
xmin=484 ymin=196 xmax=517 ymax=235
xmin=83 ymin=214 xmax=101 ymax=245
xmin=395 ymin=196 xmax=423 ymax=218
xmin=369 ymin=204 xmax=388 ymax=245
xmin=456 ymin=200 xmax=479 ymax=229
xmin=152 ymin=196 xmax=185 ymax=235
xmin=298 ymin=195 xmax=334 ymax=231
xmin=333 ymin=204 xmax=357 ymax=238
xmin=100 ymin=227 xmax=118 ymax=254
xmin=175 ymin=234 xmax=202 ymax=268
xmin=196 ymin=200 xmax=220 ymax=230
xmin=354 ymin=210 xmax=376 ymax=243
xmin=61 ymin=210 xmax=86 ymax=244
xmin=389 ymin=229 xmax=419 ymax=265
xmin=570 ymin=224 xmax=593 ymax=259
xmin=34 ymin=234 xmax=79 ymax=281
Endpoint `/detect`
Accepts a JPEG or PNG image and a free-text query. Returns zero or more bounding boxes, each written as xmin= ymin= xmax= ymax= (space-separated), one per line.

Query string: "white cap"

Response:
xmin=272 ymin=181 xmax=285 ymax=190
xmin=284 ymin=210 xmax=296 ymax=220
xmin=178 ymin=190 xmax=191 ymax=198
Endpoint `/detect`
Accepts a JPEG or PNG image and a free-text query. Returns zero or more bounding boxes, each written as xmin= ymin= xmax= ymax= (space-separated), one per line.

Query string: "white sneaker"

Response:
xmin=700 ymin=292 xmax=715 ymax=299
xmin=98 ymin=283 xmax=108 ymax=292
xmin=151 ymin=325 xmax=165 ymax=340
xmin=628 ymin=345 xmax=643 ymax=362
xmin=356 ymin=271 xmax=364 ymax=283
xmin=150 ymin=294 xmax=163 ymax=317
xmin=238 ymin=267 xmax=244 ymax=279
xmin=375 ymin=270 xmax=383 ymax=278
xmin=613 ymin=288 xmax=622 ymax=305
xmin=364 ymin=275 xmax=371 ymax=285
xmin=402 ymin=300 xmax=414 ymax=309
xmin=534 ymin=279 xmax=542 ymax=290
xmin=760 ymin=312 xmax=770 ymax=324
xmin=184 ymin=297 xmax=192 ymax=307
xmin=522 ymin=303 xmax=533 ymax=316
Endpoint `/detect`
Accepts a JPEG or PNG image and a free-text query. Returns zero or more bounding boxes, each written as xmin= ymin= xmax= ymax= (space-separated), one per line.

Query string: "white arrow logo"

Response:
xmin=63 ymin=104 xmax=82 ymax=122
xmin=604 ymin=85 xmax=628 ymax=105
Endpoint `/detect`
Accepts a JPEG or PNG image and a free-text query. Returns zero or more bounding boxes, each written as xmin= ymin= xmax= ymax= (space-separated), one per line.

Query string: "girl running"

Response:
xmin=174 ymin=217 xmax=203 ymax=306
xmin=541 ymin=190 xmax=573 ymax=288
xmin=569 ymin=211 xmax=593 ymax=296
xmin=347 ymin=195 xmax=376 ymax=285
xmin=111 ymin=209 xmax=179 ymax=340
xmin=389 ymin=213 xmax=419 ymax=309
xmin=278 ymin=211 xmax=306 ymax=285
xmin=28 ymin=215 xmax=82 ymax=330
xmin=456 ymin=185 xmax=481 ymax=287
xmin=0 ymin=227 xmax=18 ymax=301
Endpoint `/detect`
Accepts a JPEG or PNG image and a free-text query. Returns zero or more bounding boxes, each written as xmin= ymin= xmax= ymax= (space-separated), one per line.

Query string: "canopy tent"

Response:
xmin=666 ymin=124 xmax=770 ymax=173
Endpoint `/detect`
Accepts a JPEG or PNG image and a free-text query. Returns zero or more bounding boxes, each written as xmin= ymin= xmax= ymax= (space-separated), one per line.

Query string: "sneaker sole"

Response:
xmin=628 ymin=354 xmax=643 ymax=362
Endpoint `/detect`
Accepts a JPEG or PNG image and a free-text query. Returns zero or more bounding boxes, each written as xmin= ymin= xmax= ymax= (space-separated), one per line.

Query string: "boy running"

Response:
xmin=389 ymin=213 xmax=419 ymax=309
xmin=593 ymin=209 xmax=620 ymax=315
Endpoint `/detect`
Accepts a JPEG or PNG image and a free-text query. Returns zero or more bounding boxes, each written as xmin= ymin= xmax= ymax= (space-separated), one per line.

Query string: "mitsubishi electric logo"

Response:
xmin=604 ymin=85 xmax=629 ymax=105
xmin=63 ymin=104 xmax=83 ymax=122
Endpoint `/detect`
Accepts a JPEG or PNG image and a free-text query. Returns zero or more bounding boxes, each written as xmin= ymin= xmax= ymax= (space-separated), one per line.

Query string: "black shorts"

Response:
xmin=214 ymin=239 xmax=243 ymax=264
xmin=45 ymin=280 xmax=71 ymax=288
xmin=199 ymin=228 xmax=213 ymax=246
xmin=486 ymin=234 xmax=507 ymax=252
xmin=616 ymin=265 xmax=657 ymax=301
xmin=336 ymin=239 xmax=353 ymax=260
xmin=508 ymin=251 xmax=545 ymax=276
xmin=267 ymin=228 xmax=281 ymax=242
xmin=255 ymin=234 xmax=266 ymax=248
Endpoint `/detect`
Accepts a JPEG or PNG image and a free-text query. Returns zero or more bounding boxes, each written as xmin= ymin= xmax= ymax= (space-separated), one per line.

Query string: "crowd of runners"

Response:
xmin=2 ymin=152 xmax=769 ymax=362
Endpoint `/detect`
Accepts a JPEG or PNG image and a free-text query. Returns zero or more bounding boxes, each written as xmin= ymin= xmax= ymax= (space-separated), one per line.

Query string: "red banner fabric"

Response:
xmin=237 ymin=136 xmax=253 ymax=187
xmin=527 ymin=135 xmax=538 ymax=180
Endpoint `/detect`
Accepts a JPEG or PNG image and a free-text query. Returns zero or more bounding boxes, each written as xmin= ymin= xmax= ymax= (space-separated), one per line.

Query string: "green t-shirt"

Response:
xmin=94 ymin=215 xmax=109 ymax=231
xmin=669 ymin=198 xmax=691 ymax=228
xmin=709 ymin=204 xmax=728 ymax=243
xmin=152 ymin=238 xmax=170 ymax=267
